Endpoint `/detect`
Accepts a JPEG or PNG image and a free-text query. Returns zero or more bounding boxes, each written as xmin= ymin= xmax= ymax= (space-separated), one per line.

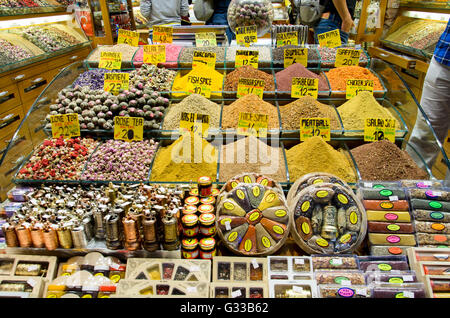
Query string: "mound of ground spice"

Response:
xmin=224 ymin=65 xmax=275 ymax=91
xmin=325 ymin=66 xmax=384 ymax=91
xmin=275 ymin=63 xmax=329 ymax=92
xmin=350 ymin=139 xmax=428 ymax=181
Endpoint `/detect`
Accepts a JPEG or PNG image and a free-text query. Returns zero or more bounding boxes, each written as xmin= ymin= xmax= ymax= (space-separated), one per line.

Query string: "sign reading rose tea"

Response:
xmin=98 ymin=51 xmax=122 ymax=70
xmin=284 ymin=47 xmax=308 ymax=68
xmin=50 ymin=113 xmax=80 ymax=139
xmin=192 ymin=50 xmax=216 ymax=69
xmin=291 ymin=77 xmax=318 ymax=99
xmin=237 ymin=112 xmax=268 ymax=137
xmin=186 ymin=75 xmax=213 ymax=98
xmin=104 ymin=72 xmax=130 ymax=95
xmin=317 ymin=29 xmax=341 ymax=48
xmin=195 ymin=32 xmax=217 ymax=47
xmin=346 ymin=79 xmax=374 ymax=99
xmin=364 ymin=118 xmax=396 ymax=143
xmin=153 ymin=25 xmax=173 ymax=43
xmin=300 ymin=118 xmax=330 ymax=141
xmin=143 ymin=45 xmax=166 ymax=65
xmin=236 ymin=78 xmax=265 ymax=98
xmin=179 ymin=112 xmax=210 ymax=137
xmin=276 ymin=31 xmax=298 ymax=47
xmin=114 ymin=116 xmax=144 ymax=142
xmin=235 ymin=50 xmax=259 ymax=68
xmin=236 ymin=25 xmax=257 ymax=47
xmin=117 ymin=29 xmax=140 ymax=47
xmin=335 ymin=48 xmax=361 ymax=67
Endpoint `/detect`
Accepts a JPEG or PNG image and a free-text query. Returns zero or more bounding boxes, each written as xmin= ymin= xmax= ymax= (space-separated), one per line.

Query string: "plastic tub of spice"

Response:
xmin=318 ymin=284 xmax=371 ymax=298
xmin=269 ymin=280 xmax=317 ymax=298
xmin=271 ymin=44 xmax=320 ymax=68
xmin=318 ymin=45 xmax=370 ymax=68
xmin=225 ymin=46 xmax=272 ymax=68
xmin=365 ymin=271 xmax=418 ymax=285
xmin=408 ymin=188 xmax=450 ymax=202
xmin=311 ymin=255 xmax=360 ymax=270
xmin=358 ymin=255 xmax=410 ymax=272
xmin=85 ymin=44 xmax=139 ymax=70
xmin=178 ymin=46 xmax=226 ymax=68
xmin=133 ymin=44 xmax=182 ymax=69
xmin=370 ymin=282 xmax=426 ymax=298
xmin=222 ymin=66 xmax=276 ymax=100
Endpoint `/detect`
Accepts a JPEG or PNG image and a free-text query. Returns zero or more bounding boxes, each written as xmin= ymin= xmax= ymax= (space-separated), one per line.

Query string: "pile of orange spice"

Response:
xmin=325 ymin=66 xmax=384 ymax=91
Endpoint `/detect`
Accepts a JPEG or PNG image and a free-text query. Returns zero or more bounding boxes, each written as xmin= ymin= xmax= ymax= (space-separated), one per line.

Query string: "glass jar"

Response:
xmin=182 ymin=238 xmax=199 ymax=259
xmin=109 ymin=264 xmax=126 ymax=283
xmin=199 ymin=213 xmax=216 ymax=237
xmin=199 ymin=237 xmax=216 ymax=260
xmin=182 ymin=214 xmax=199 ymax=238
xmin=198 ymin=176 xmax=213 ymax=197
xmin=185 ymin=196 xmax=200 ymax=207
xmin=198 ymin=204 xmax=215 ymax=215
xmin=200 ymin=196 xmax=215 ymax=206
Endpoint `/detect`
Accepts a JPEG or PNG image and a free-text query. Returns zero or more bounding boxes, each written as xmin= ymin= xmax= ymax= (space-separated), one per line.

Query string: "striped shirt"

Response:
xmin=434 ymin=19 xmax=450 ymax=67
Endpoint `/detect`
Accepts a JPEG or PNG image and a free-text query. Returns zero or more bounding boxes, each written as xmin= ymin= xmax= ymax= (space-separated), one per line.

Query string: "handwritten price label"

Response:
xmin=291 ymin=77 xmax=318 ymax=99
xmin=236 ymin=25 xmax=257 ymax=47
xmin=276 ymin=31 xmax=298 ymax=47
xmin=300 ymin=118 xmax=330 ymax=141
xmin=117 ymin=29 xmax=139 ymax=47
xmin=317 ymin=29 xmax=341 ymax=48
xmin=186 ymin=75 xmax=212 ymax=98
xmin=235 ymin=50 xmax=259 ymax=68
xmin=179 ymin=112 xmax=210 ymax=137
xmin=335 ymin=48 xmax=361 ymax=67
xmin=346 ymin=79 xmax=374 ymax=99
xmin=104 ymin=72 xmax=130 ymax=95
xmin=114 ymin=116 xmax=144 ymax=142
xmin=153 ymin=26 xmax=173 ymax=43
xmin=237 ymin=78 xmax=265 ymax=99
xmin=192 ymin=50 xmax=216 ymax=69
xmin=237 ymin=112 xmax=268 ymax=137
xmin=284 ymin=47 xmax=308 ymax=68
xmin=364 ymin=118 xmax=396 ymax=143
xmin=50 ymin=114 xmax=80 ymax=139
xmin=143 ymin=45 xmax=166 ymax=65
xmin=195 ymin=32 xmax=217 ymax=47
xmin=98 ymin=51 xmax=122 ymax=70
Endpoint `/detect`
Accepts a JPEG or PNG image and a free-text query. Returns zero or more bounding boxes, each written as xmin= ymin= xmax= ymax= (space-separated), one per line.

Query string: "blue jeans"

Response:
xmin=206 ymin=12 xmax=235 ymax=44
xmin=314 ymin=13 xmax=349 ymax=45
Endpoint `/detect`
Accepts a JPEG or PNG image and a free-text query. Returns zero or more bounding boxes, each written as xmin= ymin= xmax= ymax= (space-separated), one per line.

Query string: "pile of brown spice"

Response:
xmin=275 ymin=63 xmax=329 ymax=92
xmin=351 ymin=139 xmax=428 ymax=181
xmin=221 ymin=94 xmax=280 ymax=129
xmin=279 ymin=96 xmax=340 ymax=130
xmin=224 ymin=65 xmax=275 ymax=91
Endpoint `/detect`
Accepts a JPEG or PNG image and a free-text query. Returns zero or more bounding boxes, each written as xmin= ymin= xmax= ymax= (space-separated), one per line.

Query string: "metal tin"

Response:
xmin=198 ymin=204 xmax=215 ymax=214
xmin=162 ymin=213 xmax=178 ymax=244
xmin=57 ymin=226 xmax=73 ymax=249
xmin=199 ymin=237 xmax=216 ymax=259
xmin=198 ymin=213 xmax=216 ymax=236
xmin=71 ymin=225 xmax=88 ymax=249
xmin=182 ymin=238 xmax=199 ymax=259
xmin=321 ymin=205 xmax=338 ymax=239
xmin=122 ymin=216 xmax=140 ymax=251
xmin=104 ymin=214 xmax=122 ymax=250
xmin=182 ymin=214 xmax=199 ymax=237
xmin=198 ymin=176 xmax=213 ymax=197
xmin=142 ymin=214 xmax=158 ymax=251
xmin=93 ymin=209 xmax=105 ymax=239
xmin=30 ymin=225 xmax=45 ymax=248
xmin=42 ymin=226 xmax=59 ymax=251
xmin=3 ymin=225 xmax=19 ymax=247
xmin=15 ymin=224 xmax=32 ymax=248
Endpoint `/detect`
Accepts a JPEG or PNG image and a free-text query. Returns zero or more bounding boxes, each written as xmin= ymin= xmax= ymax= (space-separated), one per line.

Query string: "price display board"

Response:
xmin=114 ymin=116 xmax=144 ymax=142
xmin=50 ymin=114 xmax=80 ymax=139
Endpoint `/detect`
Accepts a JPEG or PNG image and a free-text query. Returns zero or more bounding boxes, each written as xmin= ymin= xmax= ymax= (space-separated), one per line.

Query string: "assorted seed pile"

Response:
xmin=0 ymin=38 xmax=33 ymax=64
xmin=21 ymin=25 xmax=81 ymax=52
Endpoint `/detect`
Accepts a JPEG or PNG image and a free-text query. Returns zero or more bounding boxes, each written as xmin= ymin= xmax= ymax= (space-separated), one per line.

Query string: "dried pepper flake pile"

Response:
xmin=325 ymin=66 xmax=384 ymax=91
xmin=17 ymin=137 xmax=98 ymax=180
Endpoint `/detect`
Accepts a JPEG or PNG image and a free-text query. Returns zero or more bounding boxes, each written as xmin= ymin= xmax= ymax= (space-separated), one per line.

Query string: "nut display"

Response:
xmin=227 ymin=0 xmax=274 ymax=37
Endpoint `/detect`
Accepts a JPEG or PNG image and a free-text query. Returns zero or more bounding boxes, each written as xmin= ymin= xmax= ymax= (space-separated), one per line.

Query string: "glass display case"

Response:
xmin=0 ymin=0 xmax=72 ymax=18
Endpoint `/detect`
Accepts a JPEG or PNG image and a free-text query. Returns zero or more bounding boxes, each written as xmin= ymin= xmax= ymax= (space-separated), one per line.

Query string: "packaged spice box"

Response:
xmin=314 ymin=270 xmax=366 ymax=285
xmin=365 ymin=271 xmax=418 ymax=285
xmin=358 ymin=255 xmax=410 ymax=272
xmin=370 ymin=283 xmax=426 ymax=298
xmin=267 ymin=256 xmax=312 ymax=280
xmin=269 ymin=280 xmax=317 ymax=298
xmin=318 ymin=284 xmax=370 ymax=298
xmin=212 ymin=257 xmax=267 ymax=282
xmin=311 ymin=255 xmax=359 ymax=270
xmin=115 ymin=280 xmax=209 ymax=298
xmin=0 ymin=276 xmax=44 ymax=298
xmin=210 ymin=282 xmax=268 ymax=298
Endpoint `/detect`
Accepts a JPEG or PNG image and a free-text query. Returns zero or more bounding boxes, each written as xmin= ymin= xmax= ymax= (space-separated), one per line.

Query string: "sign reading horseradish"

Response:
xmin=104 ymin=73 xmax=130 ymax=95
xmin=291 ymin=77 xmax=318 ymax=99
xmin=236 ymin=25 xmax=257 ymax=47
xmin=236 ymin=78 xmax=265 ymax=98
xmin=153 ymin=26 xmax=173 ymax=43
xmin=237 ymin=112 xmax=268 ymax=137
xmin=98 ymin=51 xmax=122 ymax=70
xmin=335 ymin=48 xmax=361 ymax=67
xmin=346 ymin=79 xmax=374 ymax=99
xmin=192 ymin=50 xmax=216 ymax=69
xmin=117 ymin=29 xmax=140 ymax=47
xmin=235 ymin=50 xmax=259 ymax=68
xmin=317 ymin=29 xmax=341 ymax=48
xmin=143 ymin=45 xmax=166 ymax=65
xmin=179 ymin=112 xmax=210 ymax=137
xmin=114 ymin=116 xmax=144 ymax=142
xmin=284 ymin=47 xmax=308 ymax=68
xmin=300 ymin=118 xmax=330 ymax=141
xmin=50 ymin=114 xmax=80 ymax=139
xmin=364 ymin=118 xmax=396 ymax=143
xmin=195 ymin=32 xmax=217 ymax=47
xmin=276 ymin=31 xmax=298 ymax=47
xmin=186 ymin=75 xmax=212 ymax=98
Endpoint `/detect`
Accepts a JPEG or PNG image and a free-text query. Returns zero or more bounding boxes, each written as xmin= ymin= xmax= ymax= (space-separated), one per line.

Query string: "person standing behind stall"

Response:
xmin=205 ymin=0 xmax=235 ymax=44
xmin=314 ymin=0 xmax=356 ymax=44
xmin=140 ymin=0 xmax=190 ymax=28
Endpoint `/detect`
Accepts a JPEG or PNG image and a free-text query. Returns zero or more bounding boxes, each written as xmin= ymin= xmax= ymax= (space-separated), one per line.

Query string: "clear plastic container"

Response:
xmin=318 ymin=284 xmax=370 ymax=298
xmin=370 ymin=282 xmax=426 ymax=298
xmin=315 ymin=270 xmax=366 ymax=285
xmin=365 ymin=271 xmax=418 ymax=285
xmin=358 ymin=255 xmax=410 ymax=272
xmin=311 ymin=255 xmax=360 ymax=270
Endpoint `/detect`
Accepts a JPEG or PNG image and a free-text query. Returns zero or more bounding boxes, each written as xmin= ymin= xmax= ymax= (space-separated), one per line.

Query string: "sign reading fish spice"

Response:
xmin=237 ymin=112 xmax=268 ymax=137
xmin=179 ymin=112 xmax=210 ymax=137
xmin=236 ymin=25 xmax=257 ymax=47
xmin=237 ymin=78 xmax=265 ymax=99
xmin=104 ymin=72 xmax=129 ymax=95
xmin=50 ymin=113 xmax=80 ymax=139
xmin=114 ymin=116 xmax=144 ymax=142
xmin=186 ymin=75 xmax=213 ymax=98
xmin=364 ymin=118 xmax=396 ymax=143
xmin=117 ymin=29 xmax=140 ymax=47
xmin=317 ymin=29 xmax=341 ymax=48
xmin=335 ymin=48 xmax=361 ymax=67
xmin=98 ymin=51 xmax=122 ymax=70
xmin=291 ymin=77 xmax=318 ymax=99
xmin=192 ymin=50 xmax=216 ymax=69
xmin=346 ymin=79 xmax=374 ymax=99
xmin=235 ymin=50 xmax=259 ymax=68
xmin=143 ymin=45 xmax=166 ymax=65
xmin=284 ymin=47 xmax=308 ymax=68
xmin=195 ymin=32 xmax=217 ymax=47
xmin=300 ymin=118 xmax=331 ymax=141
xmin=276 ymin=31 xmax=298 ymax=47
xmin=153 ymin=26 xmax=173 ymax=43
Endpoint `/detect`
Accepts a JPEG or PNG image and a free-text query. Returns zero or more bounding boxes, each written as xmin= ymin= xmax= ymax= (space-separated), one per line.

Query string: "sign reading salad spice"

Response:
xmin=235 ymin=50 xmax=259 ymax=68
xmin=237 ymin=78 xmax=265 ymax=98
xmin=192 ymin=50 xmax=216 ymax=69
xmin=114 ymin=116 xmax=144 ymax=142
xmin=335 ymin=48 xmax=361 ymax=67
xmin=284 ymin=47 xmax=308 ymax=68
xmin=104 ymin=73 xmax=130 ymax=95
xmin=186 ymin=75 xmax=212 ymax=98
xmin=98 ymin=52 xmax=122 ymax=70
xmin=300 ymin=118 xmax=330 ymax=141
xmin=236 ymin=25 xmax=257 ymax=47
xmin=50 ymin=113 xmax=80 ymax=139
xmin=153 ymin=25 xmax=173 ymax=43
xmin=237 ymin=112 xmax=268 ymax=137
xmin=143 ymin=45 xmax=166 ymax=65
xmin=317 ymin=29 xmax=341 ymax=48
xmin=364 ymin=118 xmax=396 ymax=143
xmin=117 ymin=29 xmax=140 ymax=47
xmin=195 ymin=32 xmax=217 ymax=47
xmin=276 ymin=31 xmax=298 ymax=47
xmin=179 ymin=112 xmax=210 ymax=137
xmin=291 ymin=77 xmax=318 ymax=99
xmin=346 ymin=79 xmax=374 ymax=99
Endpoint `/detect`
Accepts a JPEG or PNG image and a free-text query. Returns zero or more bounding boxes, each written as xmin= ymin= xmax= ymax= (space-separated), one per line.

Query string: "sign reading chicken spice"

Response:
xmin=236 ymin=25 xmax=257 ymax=47
xmin=276 ymin=31 xmax=298 ymax=47
xmin=114 ymin=116 xmax=144 ymax=142
xmin=364 ymin=118 xmax=396 ymax=143
xmin=235 ymin=50 xmax=259 ymax=68
xmin=192 ymin=50 xmax=216 ymax=69
xmin=98 ymin=51 xmax=122 ymax=70
xmin=300 ymin=118 xmax=331 ymax=141
xmin=195 ymin=32 xmax=217 ymax=47
xmin=284 ymin=47 xmax=308 ymax=68
xmin=104 ymin=72 xmax=130 ymax=95
xmin=335 ymin=48 xmax=361 ymax=67
xmin=179 ymin=112 xmax=210 ymax=137
xmin=291 ymin=77 xmax=318 ymax=99
xmin=317 ymin=29 xmax=342 ymax=48
xmin=186 ymin=75 xmax=213 ymax=98
xmin=237 ymin=78 xmax=265 ymax=98
xmin=346 ymin=79 xmax=374 ymax=99
xmin=50 ymin=114 xmax=80 ymax=139
xmin=143 ymin=45 xmax=166 ymax=65
xmin=117 ymin=29 xmax=140 ymax=47
xmin=237 ymin=112 xmax=268 ymax=137
xmin=153 ymin=26 xmax=173 ymax=43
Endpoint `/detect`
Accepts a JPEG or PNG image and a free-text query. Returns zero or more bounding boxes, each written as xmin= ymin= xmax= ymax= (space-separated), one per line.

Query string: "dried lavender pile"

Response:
xmin=72 ymin=69 xmax=114 ymax=90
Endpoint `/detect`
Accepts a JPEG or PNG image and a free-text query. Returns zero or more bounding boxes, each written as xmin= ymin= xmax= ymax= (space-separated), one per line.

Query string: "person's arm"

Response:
xmin=331 ymin=0 xmax=354 ymax=33
xmin=180 ymin=0 xmax=190 ymax=18
xmin=140 ymin=0 xmax=152 ymax=20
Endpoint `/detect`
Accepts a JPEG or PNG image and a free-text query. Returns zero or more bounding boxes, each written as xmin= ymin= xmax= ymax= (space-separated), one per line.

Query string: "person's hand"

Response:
xmin=341 ymin=17 xmax=354 ymax=33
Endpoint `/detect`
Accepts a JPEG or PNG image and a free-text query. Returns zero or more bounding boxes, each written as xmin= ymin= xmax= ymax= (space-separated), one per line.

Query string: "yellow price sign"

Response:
xmin=195 ymin=32 xmax=217 ymax=47
xmin=98 ymin=51 xmax=122 ymax=70
xmin=235 ymin=50 xmax=259 ymax=68
xmin=236 ymin=25 xmax=257 ymax=47
xmin=117 ymin=29 xmax=140 ymax=47
xmin=346 ymin=79 xmax=374 ymax=99
xmin=335 ymin=48 xmax=361 ymax=67
xmin=186 ymin=75 xmax=212 ymax=98
xmin=50 ymin=114 xmax=80 ymax=139
xmin=291 ymin=77 xmax=318 ymax=99
xmin=237 ymin=112 xmax=268 ymax=137
xmin=236 ymin=78 xmax=265 ymax=99
xmin=364 ymin=118 xmax=396 ymax=143
xmin=317 ymin=29 xmax=341 ymax=48
xmin=153 ymin=26 xmax=173 ymax=43
xmin=192 ymin=50 xmax=216 ymax=69
xmin=114 ymin=116 xmax=144 ymax=142
xmin=104 ymin=72 xmax=130 ymax=96
xmin=276 ymin=31 xmax=298 ymax=47
xmin=284 ymin=47 xmax=308 ymax=68
xmin=300 ymin=118 xmax=330 ymax=141
xmin=143 ymin=45 xmax=166 ymax=65
xmin=179 ymin=112 xmax=210 ymax=137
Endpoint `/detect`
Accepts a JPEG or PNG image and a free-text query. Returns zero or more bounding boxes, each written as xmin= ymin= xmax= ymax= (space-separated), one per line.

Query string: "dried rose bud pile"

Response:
xmin=17 ymin=137 xmax=98 ymax=180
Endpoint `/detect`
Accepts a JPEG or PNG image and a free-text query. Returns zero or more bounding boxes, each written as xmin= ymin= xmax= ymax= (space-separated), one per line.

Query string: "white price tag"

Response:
xmin=110 ymin=263 xmax=121 ymax=270
xmin=231 ymin=289 xmax=242 ymax=298
xmin=403 ymin=291 xmax=415 ymax=298
xmin=433 ymin=254 xmax=449 ymax=260
xmin=251 ymin=259 xmax=259 ymax=269
xmin=294 ymin=258 xmax=305 ymax=265
xmin=187 ymin=286 xmax=197 ymax=293
xmin=423 ymin=181 xmax=432 ymax=186
xmin=364 ymin=182 xmax=373 ymax=188
xmin=27 ymin=279 xmax=36 ymax=287
xmin=432 ymin=191 xmax=442 ymax=196
xmin=356 ymin=288 xmax=367 ymax=296
xmin=389 ymin=196 xmax=399 ymax=202
xmin=292 ymin=286 xmax=304 ymax=293
xmin=331 ymin=258 xmax=343 ymax=265
xmin=340 ymin=280 xmax=352 ymax=286
xmin=403 ymin=275 xmax=414 ymax=282
xmin=27 ymin=265 xmax=38 ymax=272
xmin=190 ymin=266 xmax=200 ymax=272
xmin=225 ymin=221 xmax=231 ymax=231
